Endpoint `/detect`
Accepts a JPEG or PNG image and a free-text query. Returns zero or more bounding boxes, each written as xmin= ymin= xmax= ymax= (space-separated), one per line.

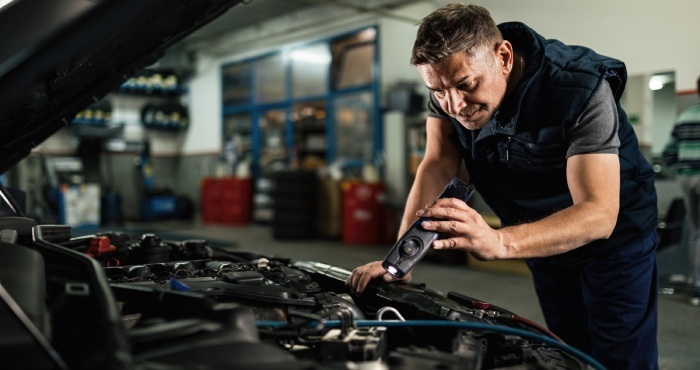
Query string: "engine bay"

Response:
xmin=0 ymin=223 xmax=604 ymax=369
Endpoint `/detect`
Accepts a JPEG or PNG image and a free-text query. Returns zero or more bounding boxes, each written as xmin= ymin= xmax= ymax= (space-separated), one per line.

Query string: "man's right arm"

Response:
xmin=398 ymin=116 xmax=465 ymax=235
xmin=345 ymin=116 xmax=462 ymax=294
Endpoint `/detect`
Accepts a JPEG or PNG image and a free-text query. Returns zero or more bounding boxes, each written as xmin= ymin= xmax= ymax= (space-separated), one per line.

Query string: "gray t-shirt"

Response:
xmin=427 ymin=79 xmax=620 ymax=158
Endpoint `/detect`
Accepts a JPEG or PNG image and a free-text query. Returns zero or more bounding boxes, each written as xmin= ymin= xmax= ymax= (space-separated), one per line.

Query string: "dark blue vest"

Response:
xmin=448 ymin=22 xmax=657 ymax=266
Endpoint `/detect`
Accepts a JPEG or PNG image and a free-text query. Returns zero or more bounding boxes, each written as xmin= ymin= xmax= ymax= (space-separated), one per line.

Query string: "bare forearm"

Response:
xmin=398 ymin=161 xmax=456 ymax=237
xmin=398 ymin=117 xmax=462 ymax=238
xmin=498 ymin=200 xmax=617 ymax=259
xmin=493 ymin=154 xmax=620 ymax=259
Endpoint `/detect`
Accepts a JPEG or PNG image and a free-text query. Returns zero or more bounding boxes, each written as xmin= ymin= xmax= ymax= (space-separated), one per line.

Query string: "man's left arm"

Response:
xmin=418 ymin=80 xmax=622 ymax=259
xmin=417 ymin=153 xmax=620 ymax=259
xmin=489 ymin=153 xmax=620 ymax=259
xmin=420 ymin=152 xmax=619 ymax=259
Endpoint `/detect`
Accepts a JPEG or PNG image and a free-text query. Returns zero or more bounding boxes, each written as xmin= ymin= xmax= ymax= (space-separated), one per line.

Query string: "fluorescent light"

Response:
xmin=289 ymin=49 xmax=330 ymax=64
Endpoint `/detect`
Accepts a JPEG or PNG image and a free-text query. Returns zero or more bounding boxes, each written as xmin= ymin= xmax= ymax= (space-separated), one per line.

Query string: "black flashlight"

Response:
xmin=382 ymin=177 xmax=474 ymax=278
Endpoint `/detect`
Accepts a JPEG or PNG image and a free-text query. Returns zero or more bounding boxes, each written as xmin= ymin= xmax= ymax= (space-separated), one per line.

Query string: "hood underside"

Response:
xmin=0 ymin=0 xmax=243 ymax=174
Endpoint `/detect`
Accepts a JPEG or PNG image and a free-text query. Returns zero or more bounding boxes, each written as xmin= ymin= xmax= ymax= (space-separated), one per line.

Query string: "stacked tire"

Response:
xmin=271 ymin=170 xmax=318 ymax=240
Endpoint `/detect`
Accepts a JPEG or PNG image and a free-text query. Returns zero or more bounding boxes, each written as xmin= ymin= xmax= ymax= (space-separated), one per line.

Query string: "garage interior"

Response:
xmin=2 ymin=0 xmax=699 ymax=368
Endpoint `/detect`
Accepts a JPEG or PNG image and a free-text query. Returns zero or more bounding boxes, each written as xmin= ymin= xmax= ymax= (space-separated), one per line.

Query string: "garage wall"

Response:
xmin=473 ymin=0 xmax=700 ymax=92
xmin=184 ymin=0 xmax=700 ymax=154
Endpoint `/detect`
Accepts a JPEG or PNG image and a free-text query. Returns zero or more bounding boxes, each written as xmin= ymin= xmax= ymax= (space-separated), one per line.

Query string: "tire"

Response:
xmin=270 ymin=170 xmax=319 ymax=240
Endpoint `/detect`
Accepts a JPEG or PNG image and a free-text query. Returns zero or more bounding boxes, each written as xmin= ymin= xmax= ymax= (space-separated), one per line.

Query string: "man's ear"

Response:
xmin=495 ymin=41 xmax=513 ymax=74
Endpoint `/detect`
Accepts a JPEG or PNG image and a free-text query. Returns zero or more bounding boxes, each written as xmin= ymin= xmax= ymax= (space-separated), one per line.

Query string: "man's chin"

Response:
xmin=454 ymin=111 xmax=490 ymax=130
xmin=457 ymin=118 xmax=488 ymax=130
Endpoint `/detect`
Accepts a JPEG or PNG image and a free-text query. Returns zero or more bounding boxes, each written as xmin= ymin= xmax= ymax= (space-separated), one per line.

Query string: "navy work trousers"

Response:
xmin=527 ymin=231 xmax=659 ymax=370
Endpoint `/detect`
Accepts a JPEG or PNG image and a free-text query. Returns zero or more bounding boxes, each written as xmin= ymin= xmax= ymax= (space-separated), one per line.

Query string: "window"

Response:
xmin=334 ymin=92 xmax=374 ymax=163
xmin=221 ymin=26 xmax=380 ymax=171
xmin=222 ymin=63 xmax=251 ymax=106
xmin=291 ymin=43 xmax=330 ymax=98
xmin=255 ymin=54 xmax=285 ymax=103
xmin=331 ymin=27 xmax=376 ymax=90
xmin=259 ymin=109 xmax=287 ymax=167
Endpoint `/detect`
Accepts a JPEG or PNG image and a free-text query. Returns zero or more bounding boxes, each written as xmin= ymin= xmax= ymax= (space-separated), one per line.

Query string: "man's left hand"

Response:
xmin=416 ymin=197 xmax=505 ymax=260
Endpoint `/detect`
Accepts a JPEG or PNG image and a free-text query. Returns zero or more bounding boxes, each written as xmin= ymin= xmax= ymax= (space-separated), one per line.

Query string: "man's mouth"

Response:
xmin=451 ymin=106 xmax=491 ymax=129
xmin=457 ymin=107 xmax=480 ymax=121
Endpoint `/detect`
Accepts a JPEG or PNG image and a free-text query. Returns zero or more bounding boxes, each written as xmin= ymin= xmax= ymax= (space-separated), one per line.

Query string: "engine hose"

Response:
xmin=256 ymin=319 xmax=606 ymax=370
xmin=446 ymin=291 xmax=563 ymax=343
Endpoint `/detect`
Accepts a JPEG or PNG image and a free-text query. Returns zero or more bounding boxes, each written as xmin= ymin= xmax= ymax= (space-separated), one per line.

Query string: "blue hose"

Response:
xmin=256 ymin=319 xmax=606 ymax=370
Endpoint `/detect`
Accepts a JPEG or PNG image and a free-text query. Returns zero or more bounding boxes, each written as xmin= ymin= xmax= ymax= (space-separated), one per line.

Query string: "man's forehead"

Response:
xmin=418 ymin=55 xmax=474 ymax=89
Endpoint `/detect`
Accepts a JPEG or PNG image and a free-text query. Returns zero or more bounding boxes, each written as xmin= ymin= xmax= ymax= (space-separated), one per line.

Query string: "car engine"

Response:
xmin=0 ymin=224 xmax=603 ymax=369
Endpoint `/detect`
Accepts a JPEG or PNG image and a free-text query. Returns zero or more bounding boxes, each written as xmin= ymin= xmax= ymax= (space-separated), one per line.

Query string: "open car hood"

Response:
xmin=0 ymin=0 xmax=242 ymax=174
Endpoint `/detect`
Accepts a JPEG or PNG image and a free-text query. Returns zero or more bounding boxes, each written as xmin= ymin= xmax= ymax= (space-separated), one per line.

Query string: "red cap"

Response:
xmin=471 ymin=301 xmax=490 ymax=310
xmin=88 ymin=237 xmax=116 ymax=256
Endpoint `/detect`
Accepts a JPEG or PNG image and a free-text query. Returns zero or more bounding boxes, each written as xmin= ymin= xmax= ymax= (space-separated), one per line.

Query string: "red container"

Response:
xmin=200 ymin=178 xmax=220 ymax=223
xmin=342 ymin=182 xmax=386 ymax=245
xmin=201 ymin=177 xmax=252 ymax=225
xmin=220 ymin=177 xmax=252 ymax=224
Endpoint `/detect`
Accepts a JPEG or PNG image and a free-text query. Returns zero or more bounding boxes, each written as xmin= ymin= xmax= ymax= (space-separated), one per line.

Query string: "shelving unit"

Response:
xmin=292 ymin=102 xmax=327 ymax=168
xmin=69 ymin=68 xmax=191 ymax=223
xmin=223 ymin=113 xmax=254 ymax=164
xmin=116 ymin=69 xmax=189 ymax=132
xmin=406 ymin=113 xmax=427 ymax=177
xmin=382 ymin=111 xmax=425 ymax=207
xmin=73 ymin=69 xmax=189 ymax=133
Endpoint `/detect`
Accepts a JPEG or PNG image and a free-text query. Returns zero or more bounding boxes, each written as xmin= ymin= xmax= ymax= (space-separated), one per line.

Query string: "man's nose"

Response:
xmin=446 ymin=89 xmax=467 ymax=116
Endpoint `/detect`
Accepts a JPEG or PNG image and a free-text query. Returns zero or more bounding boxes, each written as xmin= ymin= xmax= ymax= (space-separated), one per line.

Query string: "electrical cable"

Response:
xmin=255 ymin=319 xmax=606 ymax=370
xmin=510 ymin=314 xmax=565 ymax=343
xmin=376 ymin=306 xmax=406 ymax=321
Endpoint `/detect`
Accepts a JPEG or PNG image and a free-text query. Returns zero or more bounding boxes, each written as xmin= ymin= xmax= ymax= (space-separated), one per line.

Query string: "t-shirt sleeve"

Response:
xmin=565 ymin=79 xmax=620 ymax=158
xmin=427 ymin=92 xmax=452 ymax=121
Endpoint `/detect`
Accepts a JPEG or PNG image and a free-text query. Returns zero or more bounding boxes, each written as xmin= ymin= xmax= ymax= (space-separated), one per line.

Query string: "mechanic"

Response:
xmin=346 ymin=3 xmax=658 ymax=369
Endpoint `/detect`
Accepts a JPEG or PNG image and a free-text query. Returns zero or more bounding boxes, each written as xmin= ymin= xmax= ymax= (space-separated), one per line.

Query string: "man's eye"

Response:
xmin=433 ymin=90 xmax=446 ymax=97
xmin=459 ymin=81 xmax=475 ymax=90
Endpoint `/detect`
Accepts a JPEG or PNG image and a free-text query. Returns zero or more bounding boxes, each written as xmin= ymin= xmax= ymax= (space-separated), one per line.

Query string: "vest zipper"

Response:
xmin=506 ymin=137 xmax=512 ymax=162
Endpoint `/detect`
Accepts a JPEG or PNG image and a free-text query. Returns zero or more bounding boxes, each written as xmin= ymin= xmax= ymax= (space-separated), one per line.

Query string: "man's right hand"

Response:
xmin=346 ymin=261 xmax=412 ymax=295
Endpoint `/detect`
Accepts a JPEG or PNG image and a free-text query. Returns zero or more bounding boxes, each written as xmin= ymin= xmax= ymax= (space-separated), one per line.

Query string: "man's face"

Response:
xmin=418 ymin=48 xmax=509 ymax=130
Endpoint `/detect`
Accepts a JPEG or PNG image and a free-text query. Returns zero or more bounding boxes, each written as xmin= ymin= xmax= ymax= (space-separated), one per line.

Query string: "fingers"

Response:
xmin=385 ymin=270 xmax=412 ymax=284
xmin=421 ymin=219 xmax=461 ymax=234
xmin=346 ymin=261 xmax=412 ymax=295
xmin=416 ymin=198 xmax=472 ymax=219
xmin=416 ymin=198 xmax=480 ymax=239
xmin=431 ymin=197 xmax=471 ymax=210
xmin=346 ymin=261 xmax=385 ymax=295
xmin=432 ymin=236 xmax=459 ymax=250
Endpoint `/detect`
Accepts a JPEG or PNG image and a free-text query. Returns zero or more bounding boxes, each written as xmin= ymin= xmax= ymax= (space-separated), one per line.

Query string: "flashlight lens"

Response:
xmin=387 ymin=265 xmax=398 ymax=275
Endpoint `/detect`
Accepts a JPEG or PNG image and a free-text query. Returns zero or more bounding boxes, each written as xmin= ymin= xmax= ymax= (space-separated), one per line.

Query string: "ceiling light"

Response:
xmin=649 ymin=79 xmax=664 ymax=90
xmin=649 ymin=72 xmax=674 ymax=91
xmin=0 ymin=0 xmax=17 ymax=11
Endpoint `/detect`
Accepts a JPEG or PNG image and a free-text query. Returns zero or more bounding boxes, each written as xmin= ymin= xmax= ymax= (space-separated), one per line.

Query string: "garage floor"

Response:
xmin=111 ymin=221 xmax=700 ymax=370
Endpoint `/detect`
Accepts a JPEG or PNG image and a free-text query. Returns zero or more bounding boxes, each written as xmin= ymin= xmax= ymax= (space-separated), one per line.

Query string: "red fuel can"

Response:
xmin=201 ymin=177 xmax=252 ymax=225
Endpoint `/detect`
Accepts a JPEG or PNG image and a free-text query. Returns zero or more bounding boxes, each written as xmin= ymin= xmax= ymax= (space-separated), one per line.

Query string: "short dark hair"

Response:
xmin=410 ymin=3 xmax=503 ymax=66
